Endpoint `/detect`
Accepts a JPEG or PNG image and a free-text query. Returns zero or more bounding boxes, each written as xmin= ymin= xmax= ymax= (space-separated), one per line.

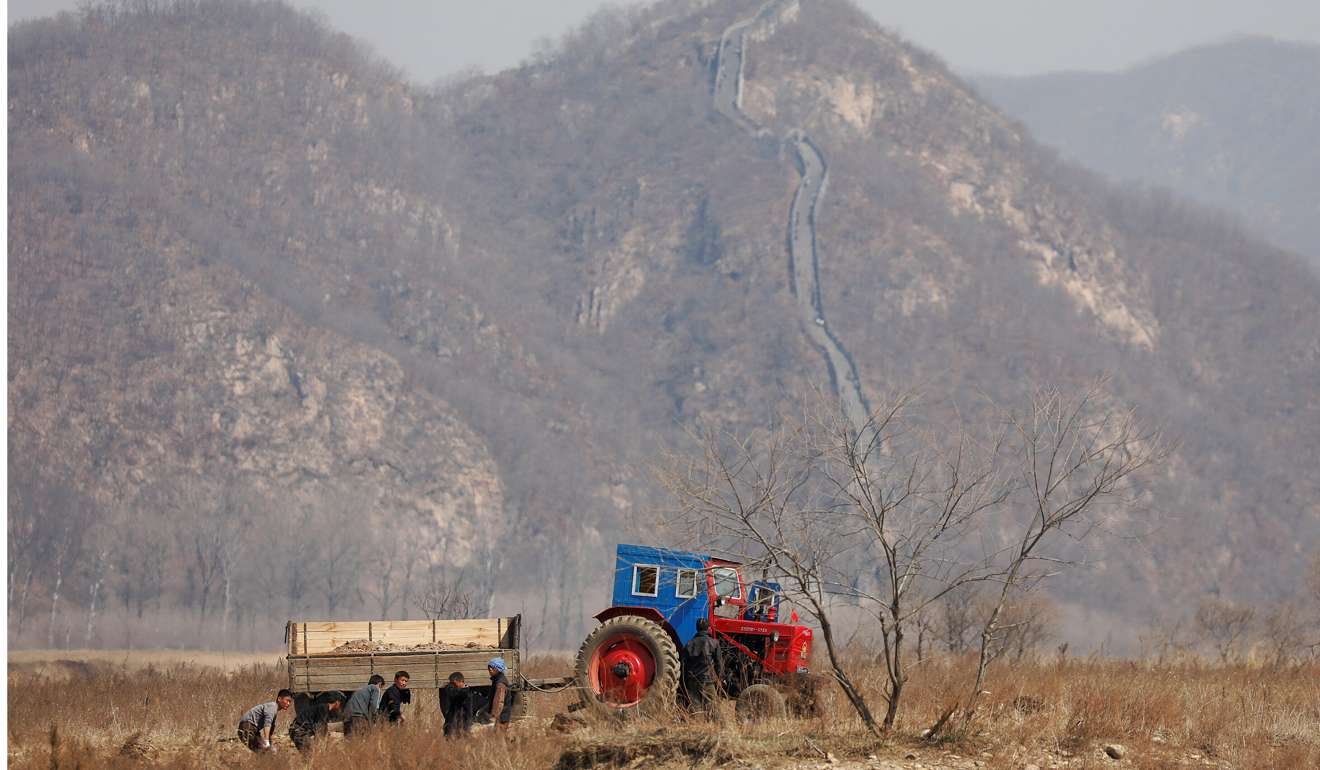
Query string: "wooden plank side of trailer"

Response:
xmin=288 ymin=618 xmax=515 ymax=655
xmin=286 ymin=650 xmax=519 ymax=694
xmin=289 ymin=653 xmax=519 ymax=672
xmin=292 ymin=653 xmax=508 ymax=671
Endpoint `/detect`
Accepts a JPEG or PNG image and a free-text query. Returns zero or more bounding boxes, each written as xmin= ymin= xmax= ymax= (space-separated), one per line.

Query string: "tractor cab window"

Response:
xmin=675 ymin=569 xmax=699 ymax=599
xmin=712 ymin=567 xmax=742 ymax=600
xmin=632 ymin=565 xmax=659 ymax=597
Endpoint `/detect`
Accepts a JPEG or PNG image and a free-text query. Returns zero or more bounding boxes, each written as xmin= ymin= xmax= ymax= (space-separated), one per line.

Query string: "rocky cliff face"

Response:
xmin=8 ymin=137 xmax=507 ymax=580
xmin=8 ymin=0 xmax=1319 ymax=648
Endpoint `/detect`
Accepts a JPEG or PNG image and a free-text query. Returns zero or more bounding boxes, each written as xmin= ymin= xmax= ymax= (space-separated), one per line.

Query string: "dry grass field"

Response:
xmin=7 ymin=651 xmax=1318 ymax=769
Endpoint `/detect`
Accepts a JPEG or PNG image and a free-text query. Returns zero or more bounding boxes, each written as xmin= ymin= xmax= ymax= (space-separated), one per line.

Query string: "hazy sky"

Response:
xmin=11 ymin=0 xmax=1320 ymax=80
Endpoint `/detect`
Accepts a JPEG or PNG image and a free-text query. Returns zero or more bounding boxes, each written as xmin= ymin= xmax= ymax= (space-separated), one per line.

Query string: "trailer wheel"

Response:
xmin=736 ymin=683 xmax=787 ymax=722
xmin=510 ymin=689 xmax=530 ymax=721
xmin=575 ymin=615 xmax=680 ymax=718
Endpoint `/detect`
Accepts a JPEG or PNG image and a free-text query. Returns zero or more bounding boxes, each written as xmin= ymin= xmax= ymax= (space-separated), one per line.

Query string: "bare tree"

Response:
xmin=81 ymin=516 xmax=116 ymax=648
xmin=413 ymin=568 xmax=474 ymax=620
xmin=7 ymin=476 xmax=46 ymax=639
xmin=169 ymin=480 xmax=226 ymax=642
xmin=985 ymin=592 xmax=1057 ymax=664
xmin=661 ymin=381 xmax=1164 ymax=734
xmin=1195 ymin=597 xmax=1255 ymax=662
xmin=658 ymin=418 xmax=885 ymax=733
xmin=365 ymin=515 xmax=428 ymax=619
xmin=215 ymin=484 xmax=257 ymax=649
xmin=939 ymin=586 xmax=979 ymax=654
xmin=112 ymin=504 xmax=169 ymax=648
xmin=963 ymin=382 xmax=1167 ymax=720
xmin=1259 ymin=601 xmax=1309 ymax=665
xmin=47 ymin=518 xmax=82 ymax=649
xmin=312 ymin=494 xmax=365 ymax=617
xmin=809 ymin=392 xmax=1015 ymax=730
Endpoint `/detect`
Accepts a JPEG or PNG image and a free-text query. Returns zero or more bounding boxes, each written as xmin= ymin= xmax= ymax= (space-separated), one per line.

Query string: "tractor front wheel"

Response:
xmin=735 ymin=683 xmax=788 ymax=722
xmin=574 ymin=616 xmax=680 ymax=718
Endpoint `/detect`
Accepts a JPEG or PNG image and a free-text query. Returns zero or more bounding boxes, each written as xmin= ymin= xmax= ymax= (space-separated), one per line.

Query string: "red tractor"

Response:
xmin=574 ymin=544 xmax=818 ymax=718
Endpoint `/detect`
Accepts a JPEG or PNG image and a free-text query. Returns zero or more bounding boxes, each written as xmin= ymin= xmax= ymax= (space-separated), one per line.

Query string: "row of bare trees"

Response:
xmin=6 ymin=470 xmax=481 ymax=650
xmin=1142 ymin=579 xmax=1320 ymax=666
xmin=659 ymin=380 xmax=1168 ymax=734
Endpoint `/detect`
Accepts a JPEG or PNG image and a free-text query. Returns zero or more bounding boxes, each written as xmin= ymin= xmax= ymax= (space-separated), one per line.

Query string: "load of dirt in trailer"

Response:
xmin=328 ymin=639 xmax=493 ymax=653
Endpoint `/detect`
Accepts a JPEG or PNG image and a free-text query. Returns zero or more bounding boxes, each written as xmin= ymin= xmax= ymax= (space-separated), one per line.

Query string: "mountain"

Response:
xmin=8 ymin=0 xmax=1319 ymax=650
xmin=975 ymin=37 xmax=1320 ymax=270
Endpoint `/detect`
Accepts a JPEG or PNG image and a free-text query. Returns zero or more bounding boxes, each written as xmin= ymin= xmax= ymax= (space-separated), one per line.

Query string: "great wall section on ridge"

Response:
xmin=712 ymin=0 xmax=872 ymax=434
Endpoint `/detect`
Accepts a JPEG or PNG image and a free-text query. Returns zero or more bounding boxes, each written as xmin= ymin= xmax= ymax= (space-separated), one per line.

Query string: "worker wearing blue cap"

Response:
xmin=486 ymin=657 xmax=514 ymax=729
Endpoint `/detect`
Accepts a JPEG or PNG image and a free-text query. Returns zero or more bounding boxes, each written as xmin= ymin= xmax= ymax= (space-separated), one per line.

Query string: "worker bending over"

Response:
xmin=237 ymin=689 xmax=293 ymax=752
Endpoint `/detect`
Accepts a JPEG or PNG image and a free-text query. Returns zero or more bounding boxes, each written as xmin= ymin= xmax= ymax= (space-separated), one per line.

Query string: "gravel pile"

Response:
xmin=329 ymin=639 xmax=489 ymax=653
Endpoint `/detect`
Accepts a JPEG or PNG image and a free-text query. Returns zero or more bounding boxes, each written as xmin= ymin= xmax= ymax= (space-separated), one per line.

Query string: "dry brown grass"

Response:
xmin=7 ymin=651 xmax=1319 ymax=769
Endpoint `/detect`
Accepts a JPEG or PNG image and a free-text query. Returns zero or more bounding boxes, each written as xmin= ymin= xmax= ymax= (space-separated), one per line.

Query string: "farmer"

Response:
xmin=682 ymin=617 xmax=724 ymax=720
xmin=486 ymin=657 xmax=515 ymax=729
xmin=380 ymin=670 xmax=411 ymax=724
xmin=440 ymin=671 xmax=476 ymax=736
xmin=237 ymin=689 xmax=293 ymax=752
xmin=288 ymin=693 xmax=344 ymax=754
xmin=344 ymin=674 xmax=386 ymax=737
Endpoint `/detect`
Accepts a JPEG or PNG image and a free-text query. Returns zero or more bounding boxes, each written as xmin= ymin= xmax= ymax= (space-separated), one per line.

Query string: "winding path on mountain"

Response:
xmin=713 ymin=0 xmax=872 ymax=432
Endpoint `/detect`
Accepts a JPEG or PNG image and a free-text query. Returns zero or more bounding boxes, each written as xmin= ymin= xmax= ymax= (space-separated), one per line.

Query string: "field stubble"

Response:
xmin=7 ymin=651 xmax=1319 ymax=769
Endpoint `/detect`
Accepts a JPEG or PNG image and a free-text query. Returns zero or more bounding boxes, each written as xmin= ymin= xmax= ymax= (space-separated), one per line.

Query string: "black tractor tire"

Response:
xmin=735 ymin=683 xmax=788 ymax=722
xmin=778 ymin=672 xmax=824 ymax=718
xmin=574 ymin=615 xmax=680 ymax=719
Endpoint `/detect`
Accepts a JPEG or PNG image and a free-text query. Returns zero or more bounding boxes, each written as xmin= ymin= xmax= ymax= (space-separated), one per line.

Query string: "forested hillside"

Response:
xmin=9 ymin=0 xmax=1319 ymax=651
xmin=977 ymin=37 xmax=1320 ymax=270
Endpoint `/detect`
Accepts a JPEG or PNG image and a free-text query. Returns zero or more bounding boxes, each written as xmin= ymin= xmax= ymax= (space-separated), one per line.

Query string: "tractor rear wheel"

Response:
xmin=574 ymin=616 xmax=680 ymax=718
xmin=735 ymin=683 xmax=788 ymax=722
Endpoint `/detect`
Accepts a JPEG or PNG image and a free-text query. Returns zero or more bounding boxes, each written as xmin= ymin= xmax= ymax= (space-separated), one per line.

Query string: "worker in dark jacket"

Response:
xmin=237 ymin=689 xmax=293 ymax=752
xmin=344 ymin=674 xmax=386 ymax=737
xmin=486 ymin=657 xmax=515 ymax=729
xmin=379 ymin=670 xmax=411 ymax=724
xmin=288 ymin=694 xmax=344 ymax=754
xmin=683 ymin=617 xmax=724 ymax=720
xmin=440 ymin=671 xmax=476 ymax=736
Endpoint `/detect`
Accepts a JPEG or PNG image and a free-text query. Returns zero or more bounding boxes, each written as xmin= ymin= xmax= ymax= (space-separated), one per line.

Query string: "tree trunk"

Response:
xmin=85 ymin=566 xmax=106 ymax=647
xmin=47 ymin=568 xmax=65 ymax=648
xmin=17 ymin=567 xmax=34 ymax=634
xmin=222 ymin=572 xmax=232 ymax=650
xmin=817 ymin=608 xmax=881 ymax=735
xmin=398 ymin=559 xmax=415 ymax=620
xmin=883 ymin=622 xmax=905 ymax=730
xmin=965 ymin=586 xmax=1010 ymax=720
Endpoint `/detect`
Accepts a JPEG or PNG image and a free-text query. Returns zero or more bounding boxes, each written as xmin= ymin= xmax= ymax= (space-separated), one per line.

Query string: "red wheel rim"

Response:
xmin=587 ymin=632 xmax=657 ymax=708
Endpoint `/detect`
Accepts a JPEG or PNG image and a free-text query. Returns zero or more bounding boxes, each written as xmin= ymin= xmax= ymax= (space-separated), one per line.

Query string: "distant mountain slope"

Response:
xmin=976 ymin=37 xmax=1320 ymax=268
xmin=9 ymin=0 xmax=1319 ymax=649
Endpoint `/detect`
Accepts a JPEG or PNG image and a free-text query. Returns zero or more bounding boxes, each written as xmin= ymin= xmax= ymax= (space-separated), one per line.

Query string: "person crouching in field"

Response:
xmin=237 ymin=689 xmax=293 ymax=752
xmin=380 ymin=670 xmax=411 ymax=724
xmin=344 ymin=674 xmax=386 ymax=737
xmin=440 ymin=672 xmax=475 ymax=736
xmin=288 ymin=693 xmax=344 ymax=754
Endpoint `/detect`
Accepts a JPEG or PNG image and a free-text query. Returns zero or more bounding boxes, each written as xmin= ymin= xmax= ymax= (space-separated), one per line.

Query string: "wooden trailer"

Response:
xmin=284 ymin=616 xmax=523 ymax=696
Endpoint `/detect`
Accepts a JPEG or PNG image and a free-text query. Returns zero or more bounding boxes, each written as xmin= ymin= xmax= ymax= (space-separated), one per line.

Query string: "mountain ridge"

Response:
xmin=8 ymin=0 xmax=1319 ymax=649
xmin=974 ymin=36 xmax=1320 ymax=270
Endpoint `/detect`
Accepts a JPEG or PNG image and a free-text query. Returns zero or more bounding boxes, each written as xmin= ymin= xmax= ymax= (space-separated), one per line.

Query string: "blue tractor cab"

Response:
xmin=607 ymin=543 xmax=711 ymax=646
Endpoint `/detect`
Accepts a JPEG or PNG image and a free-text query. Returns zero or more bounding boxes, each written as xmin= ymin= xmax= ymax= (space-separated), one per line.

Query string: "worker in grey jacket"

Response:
xmin=237 ymin=689 xmax=293 ymax=752
xmin=344 ymin=674 xmax=386 ymax=737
